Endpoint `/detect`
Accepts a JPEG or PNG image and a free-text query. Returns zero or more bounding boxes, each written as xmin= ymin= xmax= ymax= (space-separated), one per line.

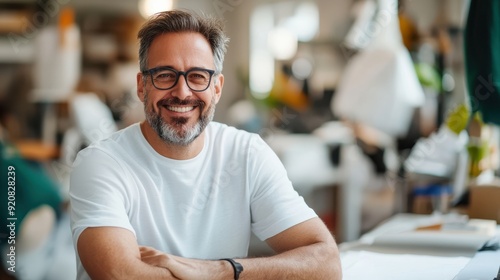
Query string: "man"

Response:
xmin=70 ymin=10 xmax=342 ymax=279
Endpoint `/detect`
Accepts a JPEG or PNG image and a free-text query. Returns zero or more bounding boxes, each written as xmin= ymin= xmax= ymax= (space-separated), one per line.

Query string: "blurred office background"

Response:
xmin=2 ymin=0 xmax=499 ymax=279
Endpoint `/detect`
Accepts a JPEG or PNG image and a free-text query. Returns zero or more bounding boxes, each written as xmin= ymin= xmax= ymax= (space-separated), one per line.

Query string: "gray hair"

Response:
xmin=138 ymin=10 xmax=229 ymax=74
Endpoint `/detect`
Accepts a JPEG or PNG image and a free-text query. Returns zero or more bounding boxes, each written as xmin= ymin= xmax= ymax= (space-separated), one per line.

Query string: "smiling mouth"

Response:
xmin=158 ymin=98 xmax=203 ymax=114
xmin=166 ymin=106 xmax=195 ymax=113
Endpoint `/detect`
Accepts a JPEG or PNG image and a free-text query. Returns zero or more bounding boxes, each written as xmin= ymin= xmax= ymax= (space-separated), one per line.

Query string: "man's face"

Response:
xmin=137 ymin=32 xmax=224 ymax=146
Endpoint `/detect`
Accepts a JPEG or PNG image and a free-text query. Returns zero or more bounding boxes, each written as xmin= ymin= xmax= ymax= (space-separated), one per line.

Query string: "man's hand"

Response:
xmin=140 ymin=246 xmax=231 ymax=280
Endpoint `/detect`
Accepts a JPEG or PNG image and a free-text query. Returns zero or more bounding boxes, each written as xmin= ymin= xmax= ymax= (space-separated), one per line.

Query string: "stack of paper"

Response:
xmin=359 ymin=213 xmax=496 ymax=252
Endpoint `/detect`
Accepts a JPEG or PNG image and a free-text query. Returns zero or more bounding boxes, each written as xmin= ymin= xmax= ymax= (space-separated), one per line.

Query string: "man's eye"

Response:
xmin=188 ymin=73 xmax=208 ymax=80
xmin=156 ymin=73 xmax=175 ymax=79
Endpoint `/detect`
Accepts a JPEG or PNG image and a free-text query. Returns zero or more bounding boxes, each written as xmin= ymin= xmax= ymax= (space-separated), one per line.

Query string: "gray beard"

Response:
xmin=144 ymin=93 xmax=216 ymax=146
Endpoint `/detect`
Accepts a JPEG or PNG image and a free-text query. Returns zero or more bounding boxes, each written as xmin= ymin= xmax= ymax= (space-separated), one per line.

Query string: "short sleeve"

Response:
xmin=69 ymin=147 xmax=135 ymax=246
xmin=248 ymin=136 xmax=317 ymax=240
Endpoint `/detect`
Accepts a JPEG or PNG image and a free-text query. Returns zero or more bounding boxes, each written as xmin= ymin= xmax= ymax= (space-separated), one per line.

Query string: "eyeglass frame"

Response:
xmin=141 ymin=66 xmax=216 ymax=92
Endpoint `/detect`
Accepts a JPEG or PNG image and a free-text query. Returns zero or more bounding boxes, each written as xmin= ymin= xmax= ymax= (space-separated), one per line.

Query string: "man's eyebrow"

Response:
xmin=151 ymin=65 xmax=175 ymax=70
xmin=152 ymin=65 xmax=213 ymax=71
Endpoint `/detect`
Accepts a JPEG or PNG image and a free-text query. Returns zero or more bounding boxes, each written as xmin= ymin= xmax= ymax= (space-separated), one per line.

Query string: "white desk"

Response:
xmin=340 ymin=213 xmax=500 ymax=280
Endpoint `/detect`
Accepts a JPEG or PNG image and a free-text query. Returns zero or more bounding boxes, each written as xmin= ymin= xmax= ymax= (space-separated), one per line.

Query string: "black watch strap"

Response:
xmin=221 ymin=258 xmax=243 ymax=280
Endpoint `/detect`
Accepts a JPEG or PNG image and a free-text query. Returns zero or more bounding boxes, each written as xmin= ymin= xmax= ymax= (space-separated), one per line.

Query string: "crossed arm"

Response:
xmin=77 ymin=217 xmax=342 ymax=280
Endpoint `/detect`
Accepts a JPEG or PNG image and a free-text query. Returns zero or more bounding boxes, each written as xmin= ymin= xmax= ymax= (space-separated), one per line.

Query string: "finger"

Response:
xmin=139 ymin=246 xmax=155 ymax=252
xmin=143 ymin=255 xmax=170 ymax=268
xmin=139 ymin=246 xmax=161 ymax=257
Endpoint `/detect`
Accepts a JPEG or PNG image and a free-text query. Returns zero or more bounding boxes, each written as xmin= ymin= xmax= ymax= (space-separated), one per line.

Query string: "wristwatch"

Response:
xmin=221 ymin=258 xmax=244 ymax=280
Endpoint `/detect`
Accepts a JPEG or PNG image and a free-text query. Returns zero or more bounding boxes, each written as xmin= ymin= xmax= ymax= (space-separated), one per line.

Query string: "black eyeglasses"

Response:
xmin=142 ymin=66 xmax=216 ymax=92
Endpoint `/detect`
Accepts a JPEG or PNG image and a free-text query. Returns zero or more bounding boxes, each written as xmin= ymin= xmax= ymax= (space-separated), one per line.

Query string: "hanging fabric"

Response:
xmin=464 ymin=0 xmax=500 ymax=126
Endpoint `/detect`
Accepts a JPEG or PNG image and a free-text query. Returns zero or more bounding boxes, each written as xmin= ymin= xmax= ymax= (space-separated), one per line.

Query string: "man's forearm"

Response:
xmin=77 ymin=227 xmax=179 ymax=280
xmin=236 ymin=241 xmax=341 ymax=280
xmin=84 ymin=256 xmax=179 ymax=280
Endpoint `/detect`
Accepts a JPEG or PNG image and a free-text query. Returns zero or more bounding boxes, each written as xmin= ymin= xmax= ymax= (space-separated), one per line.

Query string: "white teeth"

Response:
xmin=167 ymin=106 xmax=194 ymax=113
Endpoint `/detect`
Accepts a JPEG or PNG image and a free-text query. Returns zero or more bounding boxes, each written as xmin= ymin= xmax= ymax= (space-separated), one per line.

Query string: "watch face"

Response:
xmin=235 ymin=261 xmax=244 ymax=274
xmin=234 ymin=262 xmax=243 ymax=280
xmin=222 ymin=258 xmax=243 ymax=280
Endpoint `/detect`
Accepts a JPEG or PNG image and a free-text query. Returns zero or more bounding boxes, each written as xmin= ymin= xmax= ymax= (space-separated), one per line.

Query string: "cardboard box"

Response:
xmin=469 ymin=185 xmax=500 ymax=224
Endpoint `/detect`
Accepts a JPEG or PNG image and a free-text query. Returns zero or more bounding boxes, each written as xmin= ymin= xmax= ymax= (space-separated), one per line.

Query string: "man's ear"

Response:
xmin=213 ymin=74 xmax=224 ymax=104
xmin=137 ymin=73 xmax=145 ymax=102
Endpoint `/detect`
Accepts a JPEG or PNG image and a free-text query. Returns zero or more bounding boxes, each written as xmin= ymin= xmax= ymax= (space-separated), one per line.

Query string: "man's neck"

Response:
xmin=140 ymin=121 xmax=205 ymax=160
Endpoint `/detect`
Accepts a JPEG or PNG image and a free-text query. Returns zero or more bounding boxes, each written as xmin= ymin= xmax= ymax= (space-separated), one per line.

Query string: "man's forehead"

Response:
xmin=147 ymin=32 xmax=214 ymax=69
xmin=150 ymin=32 xmax=211 ymax=49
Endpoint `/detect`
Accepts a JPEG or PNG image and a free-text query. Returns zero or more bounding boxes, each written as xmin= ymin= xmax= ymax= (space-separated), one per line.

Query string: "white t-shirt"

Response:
xmin=70 ymin=122 xmax=316 ymax=279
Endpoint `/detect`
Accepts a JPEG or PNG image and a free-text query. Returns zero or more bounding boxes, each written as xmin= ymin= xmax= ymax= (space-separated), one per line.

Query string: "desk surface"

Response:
xmin=454 ymin=250 xmax=500 ymax=280
xmin=340 ymin=213 xmax=500 ymax=280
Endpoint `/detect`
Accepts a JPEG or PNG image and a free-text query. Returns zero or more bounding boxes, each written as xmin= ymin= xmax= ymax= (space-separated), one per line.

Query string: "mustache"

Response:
xmin=158 ymin=97 xmax=205 ymax=107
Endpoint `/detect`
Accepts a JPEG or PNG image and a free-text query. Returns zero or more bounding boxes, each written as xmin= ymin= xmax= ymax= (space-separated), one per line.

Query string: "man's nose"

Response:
xmin=170 ymin=74 xmax=193 ymax=100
